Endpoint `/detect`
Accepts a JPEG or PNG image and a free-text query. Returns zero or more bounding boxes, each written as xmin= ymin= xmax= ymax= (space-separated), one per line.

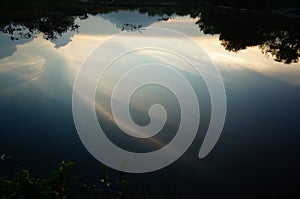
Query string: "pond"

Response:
xmin=0 ymin=1 xmax=300 ymax=198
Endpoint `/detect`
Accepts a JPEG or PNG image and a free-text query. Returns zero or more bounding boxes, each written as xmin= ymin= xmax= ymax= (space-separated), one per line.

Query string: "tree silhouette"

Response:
xmin=196 ymin=6 xmax=300 ymax=63
xmin=0 ymin=0 xmax=299 ymax=64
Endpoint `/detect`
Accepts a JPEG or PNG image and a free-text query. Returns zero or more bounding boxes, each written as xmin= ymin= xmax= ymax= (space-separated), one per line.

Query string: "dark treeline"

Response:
xmin=195 ymin=6 xmax=300 ymax=64
xmin=203 ymin=0 xmax=299 ymax=9
xmin=4 ymin=0 xmax=300 ymax=9
xmin=93 ymin=0 xmax=300 ymax=9
xmin=0 ymin=0 xmax=299 ymax=63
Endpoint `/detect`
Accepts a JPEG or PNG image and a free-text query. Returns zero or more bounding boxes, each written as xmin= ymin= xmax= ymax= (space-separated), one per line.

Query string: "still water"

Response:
xmin=1 ymin=7 xmax=300 ymax=197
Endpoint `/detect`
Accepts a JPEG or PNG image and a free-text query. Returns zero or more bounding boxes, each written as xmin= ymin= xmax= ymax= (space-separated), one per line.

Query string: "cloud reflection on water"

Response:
xmin=1 ymin=13 xmax=299 ymax=107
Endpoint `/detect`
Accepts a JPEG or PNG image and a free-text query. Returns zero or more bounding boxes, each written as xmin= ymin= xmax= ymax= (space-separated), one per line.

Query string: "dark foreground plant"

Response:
xmin=0 ymin=161 xmax=141 ymax=199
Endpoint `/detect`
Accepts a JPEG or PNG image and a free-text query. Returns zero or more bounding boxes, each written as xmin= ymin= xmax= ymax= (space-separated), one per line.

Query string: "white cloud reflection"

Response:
xmin=1 ymin=11 xmax=299 ymax=125
xmin=194 ymin=36 xmax=300 ymax=86
xmin=1 ymin=11 xmax=299 ymax=157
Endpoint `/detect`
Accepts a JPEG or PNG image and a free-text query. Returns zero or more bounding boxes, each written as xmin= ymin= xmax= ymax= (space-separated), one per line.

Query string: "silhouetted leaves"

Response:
xmin=0 ymin=0 xmax=299 ymax=64
xmin=0 ymin=161 xmax=135 ymax=199
xmin=196 ymin=6 xmax=300 ymax=63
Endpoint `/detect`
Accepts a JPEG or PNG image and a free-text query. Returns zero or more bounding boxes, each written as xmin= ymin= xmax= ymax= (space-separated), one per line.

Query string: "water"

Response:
xmin=1 ymin=4 xmax=300 ymax=198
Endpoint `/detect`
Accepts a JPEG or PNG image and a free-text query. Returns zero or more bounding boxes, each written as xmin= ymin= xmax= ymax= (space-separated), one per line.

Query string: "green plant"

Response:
xmin=0 ymin=161 xmax=74 ymax=199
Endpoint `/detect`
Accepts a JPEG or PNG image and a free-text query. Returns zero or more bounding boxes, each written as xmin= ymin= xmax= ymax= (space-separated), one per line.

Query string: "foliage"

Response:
xmin=0 ymin=161 xmax=74 ymax=199
xmin=0 ymin=161 xmax=134 ymax=199
xmin=195 ymin=6 xmax=300 ymax=64
xmin=0 ymin=0 xmax=299 ymax=64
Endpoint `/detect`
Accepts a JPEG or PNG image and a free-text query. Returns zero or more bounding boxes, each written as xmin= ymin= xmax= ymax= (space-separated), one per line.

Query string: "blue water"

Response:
xmin=0 ymin=10 xmax=300 ymax=197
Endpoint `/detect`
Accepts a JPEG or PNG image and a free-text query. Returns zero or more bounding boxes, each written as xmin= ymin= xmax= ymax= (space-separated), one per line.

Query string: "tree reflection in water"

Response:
xmin=0 ymin=0 xmax=299 ymax=64
xmin=196 ymin=6 xmax=300 ymax=64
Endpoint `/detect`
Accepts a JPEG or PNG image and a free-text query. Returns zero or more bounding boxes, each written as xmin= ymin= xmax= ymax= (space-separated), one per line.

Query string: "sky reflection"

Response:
xmin=1 ymin=12 xmax=299 ymax=97
xmin=0 ymin=9 xmax=299 ymax=197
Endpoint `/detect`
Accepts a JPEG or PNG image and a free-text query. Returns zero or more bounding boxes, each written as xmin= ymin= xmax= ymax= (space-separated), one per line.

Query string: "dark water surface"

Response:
xmin=0 ymin=2 xmax=300 ymax=198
